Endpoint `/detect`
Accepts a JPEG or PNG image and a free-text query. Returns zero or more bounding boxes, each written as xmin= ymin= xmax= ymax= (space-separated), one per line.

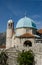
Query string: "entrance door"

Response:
xmin=24 ymin=40 xmax=32 ymax=47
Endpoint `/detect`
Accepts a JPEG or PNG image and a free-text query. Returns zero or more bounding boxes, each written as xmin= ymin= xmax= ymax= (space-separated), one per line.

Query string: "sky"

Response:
xmin=0 ymin=0 xmax=42 ymax=32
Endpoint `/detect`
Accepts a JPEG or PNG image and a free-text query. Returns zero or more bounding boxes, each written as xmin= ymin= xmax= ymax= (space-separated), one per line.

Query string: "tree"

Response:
xmin=17 ymin=50 xmax=34 ymax=65
xmin=0 ymin=51 xmax=8 ymax=65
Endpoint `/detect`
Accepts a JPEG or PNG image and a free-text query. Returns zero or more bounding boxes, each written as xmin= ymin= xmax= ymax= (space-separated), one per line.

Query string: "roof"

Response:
xmin=8 ymin=19 xmax=13 ymax=23
xmin=0 ymin=45 xmax=6 ymax=48
xmin=16 ymin=16 xmax=36 ymax=29
xmin=37 ymin=29 xmax=42 ymax=34
xmin=18 ymin=33 xmax=35 ymax=38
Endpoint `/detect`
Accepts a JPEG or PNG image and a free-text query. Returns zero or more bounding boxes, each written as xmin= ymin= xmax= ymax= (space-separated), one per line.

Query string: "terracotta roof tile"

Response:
xmin=37 ymin=29 xmax=42 ymax=34
xmin=19 ymin=33 xmax=35 ymax=38
xmin=0 ymin=45 xmax=6 ymax=48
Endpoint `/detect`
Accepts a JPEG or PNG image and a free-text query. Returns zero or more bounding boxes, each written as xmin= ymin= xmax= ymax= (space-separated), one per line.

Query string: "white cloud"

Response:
xmin=36 ymin=21 xmax=41 ymax=24
xmin=32 ymin=14 xmax=40 ymax=19
xmin=35 ymin=21 xmax=42 ymax=29
xmin=6 ymin=3 xmax=23 ymax=17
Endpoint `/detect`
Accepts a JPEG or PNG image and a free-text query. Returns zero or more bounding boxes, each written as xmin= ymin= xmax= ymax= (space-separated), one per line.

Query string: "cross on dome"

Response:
xmin=24 ymin=11 xmax=27 ymax=18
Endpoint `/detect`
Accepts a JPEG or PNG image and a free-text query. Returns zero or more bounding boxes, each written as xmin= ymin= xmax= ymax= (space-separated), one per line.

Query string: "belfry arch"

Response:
xmin=24 ymin=40 xmax=32 ymax=47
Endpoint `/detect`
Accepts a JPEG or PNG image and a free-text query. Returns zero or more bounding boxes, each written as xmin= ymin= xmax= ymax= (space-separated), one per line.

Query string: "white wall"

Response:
xmin=16 ymin=28 xmax=32 ymax=36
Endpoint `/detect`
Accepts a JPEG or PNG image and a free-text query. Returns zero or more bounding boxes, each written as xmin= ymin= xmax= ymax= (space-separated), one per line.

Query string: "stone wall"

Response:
xmin=5 ymin=43 xmax=42 ymax=65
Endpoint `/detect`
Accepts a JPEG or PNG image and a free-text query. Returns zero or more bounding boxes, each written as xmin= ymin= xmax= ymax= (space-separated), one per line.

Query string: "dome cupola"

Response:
xmin=16 ymin=16 xmax=36 ymax=29
xmin=8 ymin=19 xmax=13 ymax=23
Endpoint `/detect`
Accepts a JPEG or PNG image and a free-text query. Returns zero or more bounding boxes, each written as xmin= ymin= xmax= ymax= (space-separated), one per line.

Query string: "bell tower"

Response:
xmin=6 ymin=19 xmax=14 ymax=49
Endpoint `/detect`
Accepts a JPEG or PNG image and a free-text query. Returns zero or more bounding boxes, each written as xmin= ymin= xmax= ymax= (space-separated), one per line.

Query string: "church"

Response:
xmin=6 ymin=16 xmax=42 ymax=49
xmin=0 ymin=16 xmax=42 ymax=65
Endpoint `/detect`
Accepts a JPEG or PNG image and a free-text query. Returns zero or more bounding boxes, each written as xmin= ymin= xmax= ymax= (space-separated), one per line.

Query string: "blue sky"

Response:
xmin=0 ymin=0 xmax=42 ymax=32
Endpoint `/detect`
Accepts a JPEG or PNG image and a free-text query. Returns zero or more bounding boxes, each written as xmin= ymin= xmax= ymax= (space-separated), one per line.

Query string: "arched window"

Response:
xmin=8 ymin=23 xmax=13 ymax=28
xmin=24 ymin=40 xmax=32 ymax=47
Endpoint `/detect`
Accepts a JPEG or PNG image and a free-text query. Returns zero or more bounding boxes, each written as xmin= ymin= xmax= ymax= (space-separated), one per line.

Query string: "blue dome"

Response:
xmin=16 ymin=16 xmax=36 ymax=29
